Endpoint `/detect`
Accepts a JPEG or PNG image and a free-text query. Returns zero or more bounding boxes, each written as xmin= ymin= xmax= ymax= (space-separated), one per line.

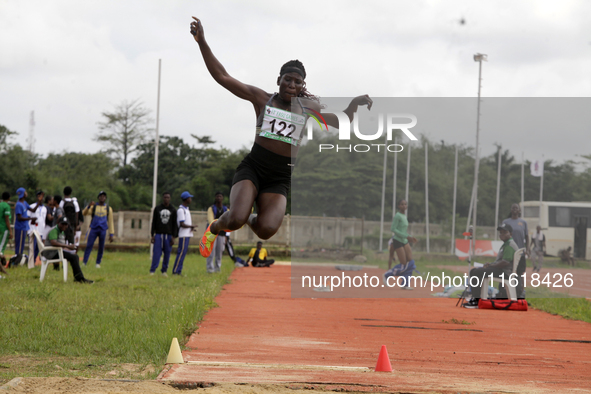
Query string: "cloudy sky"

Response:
xmin=1 ymin=0 xmax=590 ymax=165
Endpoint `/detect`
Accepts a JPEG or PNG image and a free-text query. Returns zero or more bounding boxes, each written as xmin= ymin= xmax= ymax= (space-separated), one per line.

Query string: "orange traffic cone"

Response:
xmin=374 ymin=345 xmax=392 ymax=372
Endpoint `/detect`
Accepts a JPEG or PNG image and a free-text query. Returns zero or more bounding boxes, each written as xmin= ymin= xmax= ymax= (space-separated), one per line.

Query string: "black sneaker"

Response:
xmin=463 ymin=299 xmax=479 ymax=309
xmin=76 ymin=278 xmax=94 ymax=284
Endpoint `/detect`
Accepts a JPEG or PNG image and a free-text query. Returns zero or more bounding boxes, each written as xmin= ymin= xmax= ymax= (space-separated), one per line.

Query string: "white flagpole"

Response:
xmin=466 ymin=148 xmax=481 ymax=234
xmin=494 ymin=146 xmax=502 ymax=240
xmin=451 ymin=145 xmax=458 ymax=254
xmin=539 ymin=156 xmax=544 ymax=211
xmin=521 ymin=152 xmax=524 ymax=206
xmin=405 ymin=143 xmax=411 ymax=217
xmin=466 ymin=182 xmax=475 ymax=233
xmin=472 ymin=54 xmax=486 ymax=255
xmin=379 ymin=133 xmax=388 ymax=251
xmin=425 ymin=142 xmax=430 ymax=253
xmin=392 ymin=137 xmax=398 ymax=220
xmin=151 ymin=59 xmax=162 ymax=214
xmin=149 ymin=59 xmax=162 ymax=259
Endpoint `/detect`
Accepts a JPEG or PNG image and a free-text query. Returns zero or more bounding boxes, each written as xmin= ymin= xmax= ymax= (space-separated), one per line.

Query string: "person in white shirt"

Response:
xmin=529 ymin=225 xmax=546 ymax=273
xmin=29 ymin=190 xmax=48 ymax=266
xmin=172 ymin=191 xmax=196 ymax=275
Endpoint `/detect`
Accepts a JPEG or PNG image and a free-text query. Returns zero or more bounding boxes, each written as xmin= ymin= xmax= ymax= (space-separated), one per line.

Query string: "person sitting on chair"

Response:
xmin=246 ymin=241 xmax=275 ymax=267
xmin=43 ymin=217 xmax=93 ymax=284
xmin=463 ymin=223 xmax=518 ymax=309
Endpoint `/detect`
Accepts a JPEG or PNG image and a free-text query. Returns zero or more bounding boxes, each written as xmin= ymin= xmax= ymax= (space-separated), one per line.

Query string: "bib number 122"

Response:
xmin=269 ymin=119 xmax=296 ymax=137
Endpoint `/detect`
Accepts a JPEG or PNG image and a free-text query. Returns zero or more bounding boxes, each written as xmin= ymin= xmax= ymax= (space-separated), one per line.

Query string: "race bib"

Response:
xmin=258 ymin=105 xmax=306 ymax=146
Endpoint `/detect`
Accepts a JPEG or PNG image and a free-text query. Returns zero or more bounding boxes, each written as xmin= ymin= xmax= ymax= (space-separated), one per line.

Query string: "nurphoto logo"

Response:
xmin=305 ymin=111 xmax=418 ymax=153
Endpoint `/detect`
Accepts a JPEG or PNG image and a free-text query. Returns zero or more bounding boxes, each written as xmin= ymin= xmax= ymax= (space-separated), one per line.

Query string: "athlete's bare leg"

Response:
xmin=251 ymin=193 xmax=287 ymax=240
xmin=403 ymin=243 xmax=413 ymax=262
xmin=210 ymin=180 xmax=257 ymax=234
xmin=386 ymin=244 xmax=392 ymax=269
xmin=210 ymin=180 xmax=286 ymax=240
xmin=395 ymin=247 xmax=408 ymax=266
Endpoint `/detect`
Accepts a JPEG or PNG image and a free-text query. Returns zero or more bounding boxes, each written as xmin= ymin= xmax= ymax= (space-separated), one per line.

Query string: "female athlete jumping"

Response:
xmin=190 ymin=17 xmax=373 ymax=257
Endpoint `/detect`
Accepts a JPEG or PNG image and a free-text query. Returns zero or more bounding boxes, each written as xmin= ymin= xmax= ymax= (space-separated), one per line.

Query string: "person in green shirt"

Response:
xmin=0 ymin=191 xmax=12 ymax=273
xmin=389 ymin=199 xmax=417 ymax=270
xmin=463 ymin=223 xmax=518 ymax=309
xmin=44 ymin=216 xmax=93 ymax=284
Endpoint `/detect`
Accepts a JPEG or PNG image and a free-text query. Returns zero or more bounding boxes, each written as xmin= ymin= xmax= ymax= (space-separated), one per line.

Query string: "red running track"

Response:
xmin=161 ymin=264 xmax=591 ymax=393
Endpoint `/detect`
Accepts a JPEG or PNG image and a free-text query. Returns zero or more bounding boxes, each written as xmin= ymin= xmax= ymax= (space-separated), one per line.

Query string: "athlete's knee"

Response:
xmin=223 ymin=213 xmax=249 ymax=231
xmin=254 ymin=224 xmax=279 ymax=240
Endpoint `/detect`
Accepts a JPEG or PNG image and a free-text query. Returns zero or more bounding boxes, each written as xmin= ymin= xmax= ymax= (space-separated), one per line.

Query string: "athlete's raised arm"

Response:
xmin=190 ymin=17 xmax=268 ymax=107
xmin=304 ymin=95 xmax=373 ymax=128
xmin=343 ymin=95 xmax=373 ymax=120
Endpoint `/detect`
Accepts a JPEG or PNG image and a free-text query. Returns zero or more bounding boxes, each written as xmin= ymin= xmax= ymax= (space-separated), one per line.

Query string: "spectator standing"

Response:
xmin=530 ymin=225 xmax=545 ymax=273
xmin=150 ymin=192 xmax=178 ymax=276
xmin=502 ymin=203 xmax=529 ymax=297
xmin=206 ymin=192 xmax=228 ymax=273
xmin=502 ymin=204 xmax=529 ymax=250
xmin=77 ymin=209 xmax=85 ymax=244
xmin=49 ymin=195 xmax=65 ymax=271
xmin=82 ymin=191 xmax=115 ymax=268
xmin=172 ymin=191 xmax=196 ymax=275
xmin=14 ymin=188 xmax=41 ymax=266
xmin=0 ymin=192 xmax=12 ymax=270
xmin=52 ymin=195 xmax=64 ymax=226
xmin=43 ymin=195 xmax=55 ymax=239
xmin=59 ymin=186 xmax=80 ymax=248
xmin=29 ymin=190 xmax=49 ymax=265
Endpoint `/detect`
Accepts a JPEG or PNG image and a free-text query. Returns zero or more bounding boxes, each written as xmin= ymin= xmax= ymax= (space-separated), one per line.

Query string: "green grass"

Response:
xmin=0 ymin=250 xmax=233 ymax=383
xmin=528 ymin=297 xmax=591 ymax=323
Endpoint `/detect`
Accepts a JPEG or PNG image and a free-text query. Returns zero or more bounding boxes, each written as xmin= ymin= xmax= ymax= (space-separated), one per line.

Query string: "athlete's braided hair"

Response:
xmin=279 ymin=60 xmax=320 ymax=102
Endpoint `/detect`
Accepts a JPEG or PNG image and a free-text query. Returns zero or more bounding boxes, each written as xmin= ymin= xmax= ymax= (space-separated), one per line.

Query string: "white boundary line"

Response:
xmin=186 ymin=361 xmax=370 ymax=372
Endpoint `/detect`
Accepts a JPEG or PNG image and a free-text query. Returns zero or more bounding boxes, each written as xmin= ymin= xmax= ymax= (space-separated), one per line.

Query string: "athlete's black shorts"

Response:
xmin=390 ymin=238 xmax=408 ymax=250
xmin=232 ymin=143 xmax=294 ymax=197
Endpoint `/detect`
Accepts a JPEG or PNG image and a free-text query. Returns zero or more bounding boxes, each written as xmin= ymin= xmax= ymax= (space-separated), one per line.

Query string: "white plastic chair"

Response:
xmin=33 ymin=231 xmax=68 ymax=282
xmin=480 ymin=247 xmax=525 ymax=301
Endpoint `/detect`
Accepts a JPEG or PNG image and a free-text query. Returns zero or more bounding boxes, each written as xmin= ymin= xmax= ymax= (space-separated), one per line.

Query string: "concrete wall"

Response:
xmin=80 ymin=211 xmax=290 ymax=246
xmin=80 ymin=211 xmax=494 ymax=254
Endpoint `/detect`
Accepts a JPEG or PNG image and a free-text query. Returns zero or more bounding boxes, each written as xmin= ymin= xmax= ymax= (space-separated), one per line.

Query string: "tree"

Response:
xmin=0 ymin=124 xmax=17 ymax=152
xmin=191 ymin=134 xmax=216 ymax=145
xmin=0 ymin=145 xmax=38 ymax=194
xmin=36 ymin=152 xmax=120 ymax=204
xmin=95 ymin=100 xmax=153 ymax=167
xmin=124 ymin=135 xmax=246 ymax=209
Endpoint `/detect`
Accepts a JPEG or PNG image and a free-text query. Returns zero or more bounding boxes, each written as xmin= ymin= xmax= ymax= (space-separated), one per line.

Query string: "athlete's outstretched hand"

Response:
xmin=190 ymin=17 xmax=203 ymax=42
xmin=340 ymin=94 xmax=374 ymax=124
xmin=352 ymin=95 xmax=373 ymax=110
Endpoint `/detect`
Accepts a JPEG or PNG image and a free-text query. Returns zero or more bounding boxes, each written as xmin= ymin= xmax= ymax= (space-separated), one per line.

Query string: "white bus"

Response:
xmin=521 ymin=201 xmax=591 ymax=260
